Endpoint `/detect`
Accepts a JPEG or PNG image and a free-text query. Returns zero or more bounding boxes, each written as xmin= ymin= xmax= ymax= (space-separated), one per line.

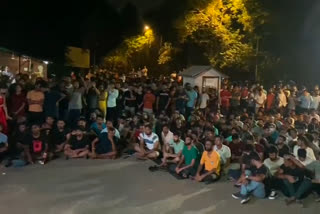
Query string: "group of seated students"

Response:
xmin=134 ymin=122 xmax=320 ymax=206
xmin=1 ymin=111 xmax=320 ymax=207
xmin=0 ymin=115 xmax=118 ymax=166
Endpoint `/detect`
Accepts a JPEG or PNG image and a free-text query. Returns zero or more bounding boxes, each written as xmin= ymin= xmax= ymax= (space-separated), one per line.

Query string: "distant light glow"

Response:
xmin=144 ymin=25 xmax=150 ymax=30
xmin=43 ymin=61 xmax=49 ymax=65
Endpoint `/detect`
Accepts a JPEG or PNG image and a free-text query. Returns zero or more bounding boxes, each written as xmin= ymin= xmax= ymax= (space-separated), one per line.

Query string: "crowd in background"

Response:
xmin=0 ymin=72 xmax=319 ymax=207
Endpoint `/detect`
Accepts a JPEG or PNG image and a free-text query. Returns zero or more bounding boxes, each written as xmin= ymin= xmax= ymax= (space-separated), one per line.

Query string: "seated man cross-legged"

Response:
xmin=64 ymin=127 xmax=90 ymax=159
xmin=160 ymin=131 xmax=184 ymax=167
xmin=195 ymin=140 xmax=221 ymax=184
xmin=90 ymin=127 xmax=117 ymax=159
xmin=174 ymin=135 xmax=200 ymax=178
xmin=134 ymin=124 xmax=160 ymax=160
xmin=232 ymin=152 xmax=267 ymax=204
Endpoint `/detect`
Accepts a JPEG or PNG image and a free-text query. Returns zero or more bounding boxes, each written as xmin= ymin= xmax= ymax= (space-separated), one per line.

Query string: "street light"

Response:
xmin=144 ymin=25 xmax=150 ymax=31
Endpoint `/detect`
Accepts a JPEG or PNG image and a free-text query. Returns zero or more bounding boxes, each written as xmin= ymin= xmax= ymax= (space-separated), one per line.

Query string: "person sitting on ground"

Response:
xmin=276 ymin=135 xmax=290 ymax=157
xmin=263 ymin=146 xmax=284 ymax=199
xmin=64 ymin=127 xmax=90 ymax=159
xmin=160 ymin=131 xmax=184 ymax=167
xmin=90 ymin=127 xmax=117 ymax=159
xmin=161 ymin=124 xmax=173 ymax=146
xmin=297 ymin=148 xmax=314 ymax=166
xmin=0 ymin=124 xmax=8 ymax=162
xmin=134 ymin=124 xmax=160 ymax=160
xmin=293 ymin=135 xmax=316 ymax=161
xmin=194 ymin=139 xmax=220 ymax=183
xmin=275 ymin=154 xmax=309 ymax=206
xmin=51 ymin=120 xmax=70 ymax=153
xmin=174 ymin=135 xmax=200 ymax=178
xmin=213 ymin=135 xmax=231 ymax=173
xmin=100 ymin=120 xmax=121 ymax=139
xmin=90 ymin=114 xmax=106 ymax=136
xmin=22 ymin=124 xmax=49 ymax=165
xmin=232 ymin=152 xmax=267 ymax=204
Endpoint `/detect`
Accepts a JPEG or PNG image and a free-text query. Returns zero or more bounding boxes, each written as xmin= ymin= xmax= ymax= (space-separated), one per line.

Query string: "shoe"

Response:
xmin=296 ymin=200 xmax=305 ymax=208
xmin=240 ymin=195 xmax=251 ymax=204
xmin=38 ymin=160 xmax=45 ymax=165
xmin=234 ymin=183 xmax=241 ymax=188
xmin=268 ymin=190 xmax=278 ymax=200
xmin=232 ymin=192 xmax=243 ymax=200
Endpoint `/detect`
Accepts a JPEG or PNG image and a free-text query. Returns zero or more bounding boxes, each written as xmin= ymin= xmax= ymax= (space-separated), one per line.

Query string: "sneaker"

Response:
xmin=232 ymin=192 xmax=243 ymax=200
xmin=268 ymin=190 xmax=278 ymax=200
xmin=38 ymin=160 xmax=45 ymax=165
xmin=240 ymin=196 xmax=251 ymax=204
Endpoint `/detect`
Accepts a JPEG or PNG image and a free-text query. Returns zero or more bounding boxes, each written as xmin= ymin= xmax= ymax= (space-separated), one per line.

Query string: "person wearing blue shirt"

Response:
xmin=185 ymin=83 xmax=198 ymax=120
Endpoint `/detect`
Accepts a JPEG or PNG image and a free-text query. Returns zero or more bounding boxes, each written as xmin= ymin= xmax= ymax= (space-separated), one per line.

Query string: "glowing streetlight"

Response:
xmin=144 ymin=25 xmax=150 ymax=31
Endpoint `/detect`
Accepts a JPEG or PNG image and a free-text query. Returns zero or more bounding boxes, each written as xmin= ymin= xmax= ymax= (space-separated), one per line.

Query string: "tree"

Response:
xmin=178 ymin=0 xmax=268 ymax=71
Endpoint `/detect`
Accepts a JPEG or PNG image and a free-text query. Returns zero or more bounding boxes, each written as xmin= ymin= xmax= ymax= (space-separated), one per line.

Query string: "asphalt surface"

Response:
xmin=0 ymin=158 xmax=319 ymax=214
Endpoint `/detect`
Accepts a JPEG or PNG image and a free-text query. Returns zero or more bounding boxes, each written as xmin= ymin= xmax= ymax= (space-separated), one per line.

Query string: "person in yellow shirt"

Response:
xmin=195 ymin=140 xmax=221 ymax=184
xmin=98 ymin=84 xmax=108 ymax=118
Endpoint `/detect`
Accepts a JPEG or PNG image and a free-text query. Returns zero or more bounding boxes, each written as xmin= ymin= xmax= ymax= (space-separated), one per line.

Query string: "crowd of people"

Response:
xmin=0 ymin=72 xmax=320 ymax=207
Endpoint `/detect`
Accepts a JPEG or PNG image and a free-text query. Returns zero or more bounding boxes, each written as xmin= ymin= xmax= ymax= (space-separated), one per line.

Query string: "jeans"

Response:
xmin=283 ymin=178 xmax=313 ymax=199
xmin=240 ymin=170 xmax=266 ymax=198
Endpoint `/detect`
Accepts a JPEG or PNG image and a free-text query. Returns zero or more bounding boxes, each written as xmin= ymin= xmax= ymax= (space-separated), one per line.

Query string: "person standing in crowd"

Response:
xmin=44 ymin=83 xmax=65 ymax=118
xmin=0 ymin=124 xmax=8 ymax=161
xmin=123 ymin=84 xmax=136 ymax=116
xmin=27 ymin=81 xmax=45 ymax=124
xmin=230 ymin=85 xmax=241 ymax=114
xmin=175 ymin=85 xmax=187 ymax=115
xmin=86 ymin=81 xmax=100 ymax=115
xmin=98 ymin=84 xmax=108 ymax=118
xmin=68 ymin=80 xmax=85 ymax=127
xmin=156 ymin=85 xmax=170 ymax=115
xmin=143 ymin=87 xmax=156 ymax=115
xmin=106 ymin=83 xmax=119 ymax=123
xmin=254 ymin=88 xmax=267 ymax=114
xmin=311 ymin=90 xmax=320 ymax=111
xmin=220 ymin=85 xmax=231 ymax=115
xmin=185 ymin=83 xmax=198 ymax=120
xmin=9 ymin=84 xmax=27 ymax=120
xmin=199 ymin=89 xmax=210 ymax=115
xmin=298 ymin=89 xmax=312 ymax=113
xmin=277 ymin=89 xmax=287 ymax=115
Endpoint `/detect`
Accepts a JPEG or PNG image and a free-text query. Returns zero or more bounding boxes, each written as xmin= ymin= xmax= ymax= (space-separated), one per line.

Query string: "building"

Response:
xmin=0 ymin=47 xmax=48 ymax=79
xmin=180 ymin=65 xmax=227 ymax=93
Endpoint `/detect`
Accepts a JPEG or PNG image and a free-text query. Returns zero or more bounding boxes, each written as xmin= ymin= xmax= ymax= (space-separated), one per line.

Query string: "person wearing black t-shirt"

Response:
xmin=156 ymin=85 xmax=171 ymax=114
xmin=51 ymin=120 xmax=70 ymax=153
xmin=276 ymin=135 xmax=290 ymax=157
xmin=64 ymin=127 xmax=90 ymax=159
xmin=22 ymin=124 xmax=49 ymax=165
xmin=123 ymin=85 xmax=136 ymax=116
xmin=89 ymin=127 xmax=117 ymax=159
xmin=276 ymin=155 xmax=311 ymax=206
xmin=232 ymin=152 xmax=267 ymax=204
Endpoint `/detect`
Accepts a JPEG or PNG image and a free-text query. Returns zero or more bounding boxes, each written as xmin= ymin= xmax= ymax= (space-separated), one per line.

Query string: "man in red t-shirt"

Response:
xmin=220 ymin=85 xmax=232 ymax=114
xmin=143 ymin=88 xmax=156 ymax=115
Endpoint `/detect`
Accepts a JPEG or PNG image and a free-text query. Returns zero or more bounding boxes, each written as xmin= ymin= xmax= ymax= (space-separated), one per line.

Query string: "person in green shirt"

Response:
xmin=160 ymin=131 xmax=184 ymax=167
xmin=175 ymin=135 xmax=200 ymax=178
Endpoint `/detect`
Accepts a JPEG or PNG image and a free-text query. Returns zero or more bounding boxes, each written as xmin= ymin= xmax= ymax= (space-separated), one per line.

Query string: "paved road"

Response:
xmin=0 ymin=158 xmax=319 ymax=214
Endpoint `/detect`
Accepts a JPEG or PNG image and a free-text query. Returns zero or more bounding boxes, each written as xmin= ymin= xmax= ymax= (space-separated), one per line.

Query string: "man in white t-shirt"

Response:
xmin=134 ymin=124 xmax=160 ymax=160
xmin=254 ymin=88 xmax=267 ymax=113
xmin=213 ymin=136 xmax=231 ymax=167
xmin=199 ymin=90 xmax=210 ymax=111
xmin=161 ymin=124 xmax=173 ymax=146
xmin=264 ymin=146 xmax=284 ymax=176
